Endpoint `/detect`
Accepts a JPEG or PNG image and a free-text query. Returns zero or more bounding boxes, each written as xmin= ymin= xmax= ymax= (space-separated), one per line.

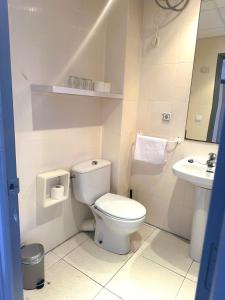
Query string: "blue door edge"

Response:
xmin=196 ymin=80 xmax=225 ymax=298
xmin=0 ymin=0 xmax=23 ymax=299
xmin=209 ymin=212 xmax=225 ymax=299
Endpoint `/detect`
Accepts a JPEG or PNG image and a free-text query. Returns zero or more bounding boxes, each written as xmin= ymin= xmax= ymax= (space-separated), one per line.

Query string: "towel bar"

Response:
xmin=167 ymin=137 xmax=182 ymax=144
xmin=137 ymin=132 xmax=182 ymax=145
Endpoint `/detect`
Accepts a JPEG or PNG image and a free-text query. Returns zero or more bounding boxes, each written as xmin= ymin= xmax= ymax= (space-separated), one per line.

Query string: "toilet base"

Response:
xmin=92 ymin=206 xmax=145 ymax=255
xmin=94 ymin=226 xmax=130 ymax=255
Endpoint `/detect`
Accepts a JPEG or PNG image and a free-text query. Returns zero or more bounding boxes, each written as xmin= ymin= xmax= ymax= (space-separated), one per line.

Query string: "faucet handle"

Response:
xmin=208 ymin=152 xmax=217 ymax=160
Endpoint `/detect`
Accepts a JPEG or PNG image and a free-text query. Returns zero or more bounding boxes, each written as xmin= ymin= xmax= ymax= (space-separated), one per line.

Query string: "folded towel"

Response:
xmin=134 ymin=134 xmax=167 ymax=165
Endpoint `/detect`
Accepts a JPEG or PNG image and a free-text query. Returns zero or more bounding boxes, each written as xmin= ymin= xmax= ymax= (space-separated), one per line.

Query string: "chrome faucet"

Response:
xmin=206 ymin=152 xmax=217 ymax=172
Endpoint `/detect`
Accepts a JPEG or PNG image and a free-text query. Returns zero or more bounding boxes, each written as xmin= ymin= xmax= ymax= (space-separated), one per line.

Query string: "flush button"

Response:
xmin=92 ymin=160 xmax=98 ymax=165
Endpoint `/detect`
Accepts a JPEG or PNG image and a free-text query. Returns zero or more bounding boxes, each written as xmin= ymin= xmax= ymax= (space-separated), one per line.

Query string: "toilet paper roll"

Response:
xmin=51 ymin=185 xmax=65 ymax=200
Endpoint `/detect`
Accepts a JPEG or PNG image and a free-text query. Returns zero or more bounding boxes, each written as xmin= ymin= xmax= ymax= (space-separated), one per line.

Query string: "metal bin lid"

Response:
xmin=21 ymin=243 xmax=44 ymax=264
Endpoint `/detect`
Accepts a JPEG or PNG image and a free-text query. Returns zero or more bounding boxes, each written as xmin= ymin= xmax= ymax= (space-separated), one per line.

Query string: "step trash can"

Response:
xmin=21 ymin=243 xmax=45 ymax=290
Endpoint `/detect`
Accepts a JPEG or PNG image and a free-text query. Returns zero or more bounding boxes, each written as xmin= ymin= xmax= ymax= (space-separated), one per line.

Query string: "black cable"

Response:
xmin=155 ymin=0 xmax=171 ymax=10
xmin=155 ymin=0 xmax=189 ymax=12
xmin=166 ymin=0 xmax=190 ymax=11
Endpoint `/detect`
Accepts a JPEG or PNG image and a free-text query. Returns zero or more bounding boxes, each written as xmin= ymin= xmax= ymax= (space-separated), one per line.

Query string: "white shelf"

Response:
xmin=44 ymin=196 xmax=68 ymax=208
xmin=31 ymin=84 xmax=123 ymax=100
xmin=36 ymin=169 xmax=70 ymax=208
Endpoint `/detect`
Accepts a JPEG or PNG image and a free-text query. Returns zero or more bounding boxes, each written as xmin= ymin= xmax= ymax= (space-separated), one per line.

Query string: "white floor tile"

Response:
xmin=142 ymin=230 xmax=192 ymax=276
xmin=186 ymin=261 xmax=200 ymax=282
xmin=106 ymin=255 xmax=184 ymax=300
xmin=131 ymin=224 xmax=155 ymax=252
xmin=94 ymin=288 xmax=122 ymax=300
xmin=23 ymin=260 xmax=101 ymax=300
xmin=52 ymin=232 xmax=89 ymax=258
xmin=45 ymin=251 xmax=60 ymax=269
xmin=138 ymin=223 xmax=155 ymax=241
xmin=176 ymin=279 xmax=197 ymax=300
xmin=64 ymin=238 xmax=132 ymax=285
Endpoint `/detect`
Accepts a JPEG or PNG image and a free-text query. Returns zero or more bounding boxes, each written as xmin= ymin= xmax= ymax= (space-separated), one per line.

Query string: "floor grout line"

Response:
xmin=102 ymin=231 xmax=157 ymax=292
xmin=174 ymin=276 xmax=186 ymax=300
xmin=51 ymin=232 xmax=91 ymax=260
xmin=44 ymin=255 xmax=62 ymax=271
xmin=50 ymin=231 xmax=85 ymax=252
xmin=103 ymin=251 xmax=135 ymax=288
xmin=141 ymin=254 xmax=188 ymax=278
xmin=91 ymin=287 xmax=104 ymax=300
xmin=185 ymin=260 xmax=194 ymax=277
xmin=92 ymin=286 xmax=123 ymax=300
xmin=185 ymin=261 xmax=199 ymax=283
xmin=103 ymin=287 xmax=124 ymax=299
xmin=145 ymin=222 xmax=190 ymax=243
xmin=61 ymin=257 xmax=105 ymax=288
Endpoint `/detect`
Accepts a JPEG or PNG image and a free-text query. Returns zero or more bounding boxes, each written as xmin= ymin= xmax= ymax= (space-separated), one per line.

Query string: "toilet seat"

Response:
xmin=94 ymin=193 xmax=146 ymax=221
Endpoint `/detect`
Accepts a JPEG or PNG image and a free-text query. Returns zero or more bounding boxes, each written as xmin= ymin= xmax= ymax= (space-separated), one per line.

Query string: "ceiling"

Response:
xmin=198 ymin=0 xmax=225 ymax=38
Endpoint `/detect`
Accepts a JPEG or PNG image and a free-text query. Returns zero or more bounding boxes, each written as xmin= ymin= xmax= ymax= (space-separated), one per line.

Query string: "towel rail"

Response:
xmin=168 ymin=137 xmax=182 ymax=144
xmin=137 ymin=132 xmax=182 ymax=145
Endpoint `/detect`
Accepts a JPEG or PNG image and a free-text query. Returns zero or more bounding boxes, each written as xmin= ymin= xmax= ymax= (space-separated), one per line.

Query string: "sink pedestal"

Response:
xmin=190 ymin=187 xmax=211 ymax=262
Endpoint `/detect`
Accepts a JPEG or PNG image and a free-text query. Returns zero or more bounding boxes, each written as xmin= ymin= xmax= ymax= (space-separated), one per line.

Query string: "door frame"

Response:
xmin=207 ymin=53 xmax=225 ymax=142
xmin=196 ymin=74 xmax=225 ymax=298
xmin=0 ymin=0 xmax=23 ymax=299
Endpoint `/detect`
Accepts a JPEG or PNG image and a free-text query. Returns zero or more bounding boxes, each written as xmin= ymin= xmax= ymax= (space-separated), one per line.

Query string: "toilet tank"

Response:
xmin=71 ymin=159 xmax=111 ymax=205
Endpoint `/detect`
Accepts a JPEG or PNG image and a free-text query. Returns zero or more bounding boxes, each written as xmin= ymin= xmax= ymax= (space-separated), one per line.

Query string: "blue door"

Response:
xmin=196 ymin=89 xmax=225 ymax=298
xmin=0 ymin=0 xmax=23 ymax=299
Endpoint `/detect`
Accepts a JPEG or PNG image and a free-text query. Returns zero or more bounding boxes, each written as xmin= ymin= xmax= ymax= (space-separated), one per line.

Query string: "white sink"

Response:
xmin=172 ymin=157 xmax=215 ymax=262
xmin=173 ymin=157 xmax=214 ymax=189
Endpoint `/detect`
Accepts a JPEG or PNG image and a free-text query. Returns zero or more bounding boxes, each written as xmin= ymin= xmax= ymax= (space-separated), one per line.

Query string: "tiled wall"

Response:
xmin=101 ymin=0 xmax=128 ymax=192
xmin=8 ymin=0 xmax=111 ymax=252
xmin=131 ymin=0 xmax=218 ymax=239
xmin=117 ymin=0 xmax=143 ymax=195
xmin=101 ymin=0 xmax=143 ymax=195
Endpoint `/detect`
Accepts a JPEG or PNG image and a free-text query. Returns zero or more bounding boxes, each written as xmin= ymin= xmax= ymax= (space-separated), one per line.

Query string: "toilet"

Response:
xmin=71 ymin=159 xmax=146 ymax=254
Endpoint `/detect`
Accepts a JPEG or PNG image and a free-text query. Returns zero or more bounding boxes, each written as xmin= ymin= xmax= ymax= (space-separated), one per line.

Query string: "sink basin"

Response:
xmin=172 ymin=156 xmax=216 ymax=262
xmin=172 ymin=157 xmax=214 ymax=189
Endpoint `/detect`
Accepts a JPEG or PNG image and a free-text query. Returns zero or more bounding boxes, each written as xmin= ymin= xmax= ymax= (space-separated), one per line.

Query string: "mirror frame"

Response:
xmin=207 ymin=53 xmax=225 ymax=142
xmin=185 ymin=52 xmax=225 ymax=144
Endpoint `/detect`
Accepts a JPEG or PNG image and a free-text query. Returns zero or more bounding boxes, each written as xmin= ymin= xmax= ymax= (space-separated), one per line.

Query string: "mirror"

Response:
xmin=186 ymin=0 xmax=225 ymax=143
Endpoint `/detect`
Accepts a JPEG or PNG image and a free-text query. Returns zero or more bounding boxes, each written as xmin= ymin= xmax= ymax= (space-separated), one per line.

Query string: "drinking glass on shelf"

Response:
xmin=68 ymin=76 xmax=75 ymax=88
xmin=68 ymin=76 xmax=93 ymax=90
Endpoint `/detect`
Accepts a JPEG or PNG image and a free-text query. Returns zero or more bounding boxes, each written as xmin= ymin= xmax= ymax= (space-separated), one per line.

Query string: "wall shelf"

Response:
xmin=31 ymin=84 xmax=123 ymax=100
xmin=37 ymin=169 xmax=70 ymax=208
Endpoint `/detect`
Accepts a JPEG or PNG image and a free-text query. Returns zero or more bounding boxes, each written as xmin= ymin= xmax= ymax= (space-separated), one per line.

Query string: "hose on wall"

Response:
xmin=154 ymin=0 xmax=190 ymax=12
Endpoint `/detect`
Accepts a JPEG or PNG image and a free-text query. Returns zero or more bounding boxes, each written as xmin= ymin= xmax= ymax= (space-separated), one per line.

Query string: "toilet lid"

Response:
xmin=95 ymin=193 xmax=146 ymax=220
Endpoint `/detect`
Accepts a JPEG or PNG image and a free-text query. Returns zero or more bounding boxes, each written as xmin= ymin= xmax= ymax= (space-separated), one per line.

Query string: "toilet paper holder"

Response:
xmin=37 ymin=169 xmax=70 ymax=208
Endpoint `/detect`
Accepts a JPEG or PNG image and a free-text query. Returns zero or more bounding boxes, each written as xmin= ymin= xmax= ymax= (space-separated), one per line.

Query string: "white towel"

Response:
xmin=134 ymin=134 xmax=167 ymax=165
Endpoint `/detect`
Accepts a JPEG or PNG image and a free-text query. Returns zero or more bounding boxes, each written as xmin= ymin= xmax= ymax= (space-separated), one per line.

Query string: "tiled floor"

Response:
xmin=24 ymin=224 xmax=199 ymax=300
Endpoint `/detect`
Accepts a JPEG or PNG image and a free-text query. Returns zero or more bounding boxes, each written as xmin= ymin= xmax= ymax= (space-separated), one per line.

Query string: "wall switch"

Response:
xmin=162 ymin=112 xmax=172 ymax=122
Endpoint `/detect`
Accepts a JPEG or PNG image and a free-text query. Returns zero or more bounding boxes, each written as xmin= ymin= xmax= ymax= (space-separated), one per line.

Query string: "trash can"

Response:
xmin=21 ymin=243 xmax=45 ymax=290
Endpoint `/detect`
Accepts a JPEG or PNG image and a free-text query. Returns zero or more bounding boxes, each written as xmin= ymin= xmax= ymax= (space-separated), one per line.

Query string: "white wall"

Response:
xmin=101 ymin=0 xmax=143 ymax=196
xmin=131 ymin=0 xmax=218 ymax=240
xmin=8 ymin=0 xmax=109 ymax=252
xmin=101 ymin=0 xmax=128 ymax=192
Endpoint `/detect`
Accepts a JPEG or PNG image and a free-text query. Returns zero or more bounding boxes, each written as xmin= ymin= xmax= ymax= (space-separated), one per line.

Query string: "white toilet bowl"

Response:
xmin=91 ymin=193 xmax=146 ymax=254
xmin=71 ymin=159 xmax=146 ymax=255
xmin=92 ymin=209 xmax=145 ymax=254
